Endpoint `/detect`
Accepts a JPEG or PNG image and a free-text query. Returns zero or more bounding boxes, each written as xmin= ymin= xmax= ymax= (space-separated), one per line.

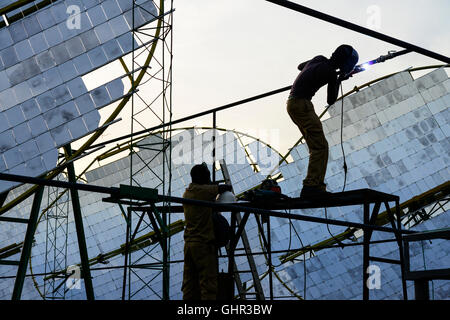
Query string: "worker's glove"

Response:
xmin=338 ymin=72 xmax=352 ymax=82
xmin=218 ymin=184 xmax=233 ymax=194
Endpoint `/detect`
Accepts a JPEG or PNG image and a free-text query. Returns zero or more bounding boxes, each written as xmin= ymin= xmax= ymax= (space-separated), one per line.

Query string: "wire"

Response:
xmin=324 ymin=207 xmax=345 ymax=249
xmin=287 ymin=211 xmax=307 ymax=299
xmin=421 ymin=240 xmax=435 ymax=300
xmin=322 ymin=82 xmax=348 ymax=249
xmin=340 ymin=83 xmax=348 ymax=192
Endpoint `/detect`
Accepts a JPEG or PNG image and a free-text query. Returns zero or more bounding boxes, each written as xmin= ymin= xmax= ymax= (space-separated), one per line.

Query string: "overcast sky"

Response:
xmin=169 ymin=0 xmax=449 ymax=154
xmin=80 ymin=0 xmax=449 ymax=169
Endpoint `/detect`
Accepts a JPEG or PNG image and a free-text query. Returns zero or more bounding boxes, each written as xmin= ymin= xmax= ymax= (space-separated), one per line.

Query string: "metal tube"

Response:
xmin=65 ymin=146 xmax=95 ymax=300
xmin=265 ymin=0 xmax=450 ymax=63
xmin=362 ymin=203 xmax=370 ymax=300
xmin=11 ymin=186 xmax=44 ymax=300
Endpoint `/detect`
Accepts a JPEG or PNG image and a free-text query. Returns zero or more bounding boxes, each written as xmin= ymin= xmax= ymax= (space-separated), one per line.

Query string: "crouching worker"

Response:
xmin=182 ymin=163 xmax=232 ymax=300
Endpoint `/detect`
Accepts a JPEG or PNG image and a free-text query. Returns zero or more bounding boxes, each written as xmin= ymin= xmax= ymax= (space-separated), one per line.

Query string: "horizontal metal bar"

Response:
xmin=0 ymin=172 xmax=415 ymax=236
xmin=405 ymin=269 xmax=450 ymax=281
xmin=265 ymin=0 xmax=450 ymax=63
xmin=369 ymin=256 xmax=401 ymax=265
xmin=0 ymin=217 xmax=29 ymax=223
xmin=403 ymin=228 xmax=450 ymax=241
xmin=0 ymin=260 xmax=20 ymax=266
xmin=87 ymin=85 xmax=292 ymax=150
xmin=0 ymin=173 xmax=118 ymax=199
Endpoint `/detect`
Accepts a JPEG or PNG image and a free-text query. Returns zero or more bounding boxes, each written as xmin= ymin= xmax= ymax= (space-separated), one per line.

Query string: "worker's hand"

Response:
xmin=338 ymin=72 xmax=352 ymax=82
xmin=218 ymin=184 xmax=233 ymax=194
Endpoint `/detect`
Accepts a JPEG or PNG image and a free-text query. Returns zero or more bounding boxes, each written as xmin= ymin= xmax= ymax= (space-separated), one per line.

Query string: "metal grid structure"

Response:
xmin=0 ymin=0 xmax=449 ymax=301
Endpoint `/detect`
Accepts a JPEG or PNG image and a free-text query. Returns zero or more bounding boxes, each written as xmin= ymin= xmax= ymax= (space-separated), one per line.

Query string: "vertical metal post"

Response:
xmin=212 ymin=111 xmax=217 ymax=182
xmin=362 ymin=203 xmax=370 ymax=300
xmin=12 ymin=186 xmax=44 ymax=300
xmin=396 ymin=199 xmax=408 ymax=300
xmin=228 ymin=212 xmax=236 ymax=296
xmin=0 ymin=191 xmax=8 ymax=207
xmin=267 ymin=215 xmax=273 ymax=300
xmin=65 ymin=145 xmax=95 ymax=300
xmin=414 ymin=280 xmax=429 ymax=300
xmin=121 ymin=205 xmax=131 ymax=300
xmin=150 ymin=204 xmax=169 ymax=300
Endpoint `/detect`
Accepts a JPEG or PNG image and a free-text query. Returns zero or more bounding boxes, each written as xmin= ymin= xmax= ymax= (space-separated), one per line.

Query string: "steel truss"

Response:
xmin=0 ymin=172 xmax=418 ymax=300
xmin=0 ymin=0 xmax=449 ymax=301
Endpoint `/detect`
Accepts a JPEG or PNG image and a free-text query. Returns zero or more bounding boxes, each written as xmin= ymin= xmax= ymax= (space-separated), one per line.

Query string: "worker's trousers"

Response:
xmin=287 ymin=97 xmax=328 ymax=189
xmin=182 ymin=242 xmax=218 ymax=300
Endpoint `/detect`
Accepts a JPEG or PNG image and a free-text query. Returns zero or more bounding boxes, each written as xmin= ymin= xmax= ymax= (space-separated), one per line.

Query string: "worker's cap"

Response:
xmin=190 ymin=162 xmax=211 ymax=184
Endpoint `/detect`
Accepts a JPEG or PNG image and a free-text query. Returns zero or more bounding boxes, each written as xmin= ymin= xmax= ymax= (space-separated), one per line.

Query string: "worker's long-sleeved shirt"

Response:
xmin=290 ymin=55 xmax=340 ymax=106
xmin=182 ymin=183 xmax=219 ymax=244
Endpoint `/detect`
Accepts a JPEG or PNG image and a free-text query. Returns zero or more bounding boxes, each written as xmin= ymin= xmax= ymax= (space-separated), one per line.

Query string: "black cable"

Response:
xmin=340 ymin=83 xmax=348 ymax=192
xmin=322 ymin=82 xmax=347 ymax=249
xmin=286 ymin=211 xmax=307 ymax=298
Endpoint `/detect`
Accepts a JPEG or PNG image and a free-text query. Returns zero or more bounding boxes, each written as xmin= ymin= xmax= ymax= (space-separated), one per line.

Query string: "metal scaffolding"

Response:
xmin=0 ymin=0 xmax=449 ymax=301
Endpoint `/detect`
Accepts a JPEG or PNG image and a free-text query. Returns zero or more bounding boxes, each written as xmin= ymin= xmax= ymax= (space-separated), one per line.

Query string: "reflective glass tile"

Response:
xmin=29 ymin=33 xmax=49 ymax=55
xmin=21 ymin=98 xmax=41 ymax=120
xmin=66 ymin=36 xmax=86 ymax=58
xmin=50 ymin=2 xmax=68 ymax=24
xmin=21 ymin=140 xmax=40 ymax=165
xmin=86 ymin=5 xmax=107 ymax=25
xmin=36 ymin=8 xmax=57 ymax=29
xmin=14 ymin=39 xmax=34 ymax=61
xmin=91 ymin=85 xmax=110 ymax=107
xmin=3 ymin=148 xmax=24 ymax=169
xmin=87 ymin=46 xmax=107 ymax=68
xmin=12 ymin=81 xmax=32 ymax=104
xmin=8 ymin=21 xmax=28 ymax=43
xmin=0 ymin=130 xmax=15 ymax=152
xmin=35 ymin=51 xmax=56 ymax=72
xmin=23 ymin=15 xmax=42 ymax=37
xmin=0 ymin=70 xmax=10 ymax=92
xmin=50 ymin=43 xmax=71 ymax=65
xmin=74 ymin=93 xmax=95 ymax=114
xmin=57 ymin=60 xmax=78 ymax=82
xmin=67 ymin=77 xmax=87 ymax=98
xmin=102 ymin=39 xmax=122 ymax=60
xmin=28 ymin=115 xmax=48 ymax=137
xmin=51 ymin=84 xmax=72 ymax=105
xmin=0 ymin=46 xmax=19 ymax=69
xmin=44 ymin=25 xmax=64 ymax=47
xmin=82 ymin=110 xmax=100 ymax=131
xmin=79 ymin=29 xmax=100 ymax=51
xmin=109 ymin=15 xmax=130 ymax=37
xmin=94 ymin=21 xmax=114 ymax=44
xmin=0 ymin=88 xmax=18 ymax=111
xmin=36 ymin=91 xmax=56 ymax=112
xmin=102 ymin=0 xmax=122 ymax=20
xmin=73 ymin=53 xmax=92 ymax=74
xmin=21 ymin=57 xmax=41 ymax=80
xmin=13 ymin=122 xmax=32 ymax=144
xmin=43 ymin=67 xmax=63 ymax=90
xmin=50 ymin=123 xmax=71 ymax=146
xmin=0 ymin=29 xmax=13 ymax=50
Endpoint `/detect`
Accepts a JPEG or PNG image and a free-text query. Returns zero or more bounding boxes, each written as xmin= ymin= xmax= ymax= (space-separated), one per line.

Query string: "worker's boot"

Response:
xmin=300 ymin=184 xmax=330 ymax=198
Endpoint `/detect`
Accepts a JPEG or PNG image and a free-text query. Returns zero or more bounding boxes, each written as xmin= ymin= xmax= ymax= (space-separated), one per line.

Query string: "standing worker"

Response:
xmin=287 ymin=44 xmax=359 ymax=197
xmin=182 ymin=163 xmax=232 ymax=300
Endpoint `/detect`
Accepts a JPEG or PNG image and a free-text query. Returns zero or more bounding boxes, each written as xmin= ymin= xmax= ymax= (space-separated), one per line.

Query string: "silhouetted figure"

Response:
xmin=181 ymin=163 xmax=231 ymax=300
xmin=287 ymin=45 xmax=358 ymax=197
